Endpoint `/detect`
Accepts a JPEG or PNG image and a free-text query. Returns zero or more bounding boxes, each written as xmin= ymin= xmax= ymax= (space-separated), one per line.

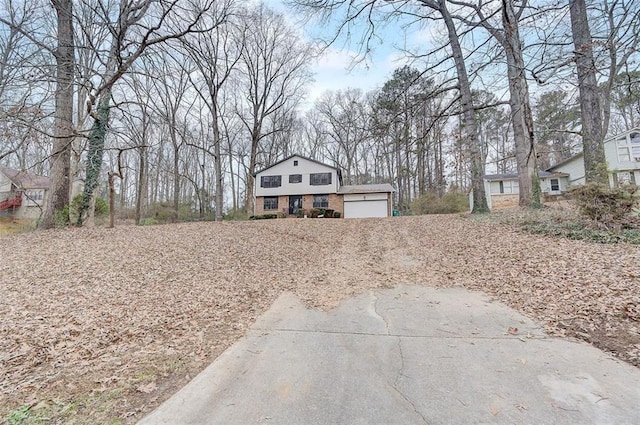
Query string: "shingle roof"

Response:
xmin=484 ymin=170 xmax=569 ymax=181
xmin=0 ymin=167 xmax=50 ymax=189
xmin=338 ymin=184 xmax=395 ymax=194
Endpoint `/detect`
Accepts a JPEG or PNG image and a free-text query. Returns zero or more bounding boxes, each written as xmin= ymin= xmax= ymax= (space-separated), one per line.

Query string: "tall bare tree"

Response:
xmin=238 ymin=4 xmax=313 ymax=214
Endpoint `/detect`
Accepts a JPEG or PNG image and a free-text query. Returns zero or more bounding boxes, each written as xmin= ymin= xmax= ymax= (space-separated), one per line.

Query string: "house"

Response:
xmin=549 ymin=127 xmax=640 ymax=187
xmin=253 ymin=155 xmax=395 ymax=218
xmin=483 ymin=170 xmax=570 ymax=210
xmin=0 ymin=167 xmax=50 ymax=219
xmin=482 ymin=128 xmax=640 ymax=210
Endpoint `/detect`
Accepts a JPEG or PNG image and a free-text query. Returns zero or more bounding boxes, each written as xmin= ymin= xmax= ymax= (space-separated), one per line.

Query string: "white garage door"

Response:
xmin=343 ymin=199 xmax=388 ymax=218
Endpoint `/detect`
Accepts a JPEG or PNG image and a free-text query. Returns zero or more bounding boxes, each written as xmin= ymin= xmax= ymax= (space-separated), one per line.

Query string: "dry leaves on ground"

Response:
xmin=0 ymin=215 xmax=638 ymax=423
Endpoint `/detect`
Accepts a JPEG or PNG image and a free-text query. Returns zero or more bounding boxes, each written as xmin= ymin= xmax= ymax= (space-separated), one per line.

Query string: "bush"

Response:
xmin=410 ymin=192 xmax=469 ymax=215
xmin=333 ymin=211 xmax=341 ymax=218
xmin=570 ymin=183 xmax=638 ymax=227
xmin=249 ymin=214 xmax=278 ymax=220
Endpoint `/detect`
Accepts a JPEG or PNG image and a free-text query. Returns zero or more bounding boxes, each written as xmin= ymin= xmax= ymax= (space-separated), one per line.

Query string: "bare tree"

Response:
xmin=182 ymin=0 xmax=239 ymax=221
xmin=569 ymin=0 xmax=607 ymax=184
xmin=237 ymin=4 xmax=313 ymax=214
xmin=76 ymin=0 xmax=214 ymax=225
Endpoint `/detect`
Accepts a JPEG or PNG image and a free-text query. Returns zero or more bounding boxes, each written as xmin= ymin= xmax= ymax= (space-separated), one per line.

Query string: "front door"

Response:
xmin=289 ymin=195 xmax=302 ymax=215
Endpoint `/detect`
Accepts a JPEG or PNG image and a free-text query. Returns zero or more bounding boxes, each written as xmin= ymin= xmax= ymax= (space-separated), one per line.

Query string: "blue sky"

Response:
xmin=268 ymin=0 xmax=433 ymax=106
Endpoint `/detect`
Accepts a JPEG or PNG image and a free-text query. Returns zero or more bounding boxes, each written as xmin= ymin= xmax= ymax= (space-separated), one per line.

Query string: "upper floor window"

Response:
xmin=293 ymin=160 xmax=299 ymax=166
xmin=310 ymin=172 xmax=332 ymax=186
xmin=260 ymin=175 xmax=281 ymax=188
xmin=289 ymin=174 xmax=302 ymax=183
xmin=617 ymin=132 xmax=640 ymax=162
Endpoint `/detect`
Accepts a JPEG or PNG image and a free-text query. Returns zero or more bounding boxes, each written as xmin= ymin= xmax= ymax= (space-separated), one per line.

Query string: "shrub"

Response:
xmin=249 ymin=214 xmax=278 ymax=220
xmin=333 ymin=211 xmax=341 ymax=218
xmin=410 ymin=192 xmax=469 ymax=215
xmin=570 ymin=183 xmax=638 ymax=227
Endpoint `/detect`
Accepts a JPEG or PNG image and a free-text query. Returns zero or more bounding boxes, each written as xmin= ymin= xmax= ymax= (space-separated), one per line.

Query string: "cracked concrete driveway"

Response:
xmin=138 ymin=285 xmax=640 ymax=424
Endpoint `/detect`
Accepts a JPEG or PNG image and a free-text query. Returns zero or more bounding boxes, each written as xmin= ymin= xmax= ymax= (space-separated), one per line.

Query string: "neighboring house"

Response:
xmin=253 ymin=154 xmax=395 ymax=218
xmin=0 ymin=167 xmax=50 ymax=219
xmin=549 ymin=127 xmax=640 ymax=188
xmin=483 ymin=171 xmax=569 ymax=210
xmin=482 ymin=128 xmax=640 ymax=210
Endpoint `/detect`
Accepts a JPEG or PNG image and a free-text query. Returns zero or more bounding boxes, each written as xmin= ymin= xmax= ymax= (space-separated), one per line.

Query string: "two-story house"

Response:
xmin=482 ymin=128 xmax=640 ymax=210
xmin=0 ymin=167 xmax=50 ymax=219
xmin=253 ymin=155 xmax=395 ymax=218
xmin=549 ymin=128 xmax=640 ymax=187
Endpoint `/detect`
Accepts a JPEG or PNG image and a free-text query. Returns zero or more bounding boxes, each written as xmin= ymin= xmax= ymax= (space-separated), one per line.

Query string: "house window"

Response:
xmin=616 ymin=171 xmax=635 ymax=186
xmin=260 ymin=175 xmax=281 ymax=188
xmin=289 ymin=174 xmax=302 ymax=183
xmin=632 ymin=133 xmax=640 ymax=160
xmin=617 ymin=133 xmax=640 ymax=162
xmin=313 ymin=194 xmax=329 ymax=208
xmin=263 ymin=196 xmax=278 ymax=210
xmin=293 ymin=160 xmax=299 ymax=166
xmin=550 ymin=178 xmax=560 ymax=191
xmin=310 ymin=172 xmax=332 ymax=186
xmin=497 ymin=180 xmax=518 ymax=194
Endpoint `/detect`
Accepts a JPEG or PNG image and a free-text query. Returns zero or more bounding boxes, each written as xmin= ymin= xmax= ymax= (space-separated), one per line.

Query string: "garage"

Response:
xmin=339 ymin=184 xmax=394 ymax=218
xmin=343 ymin=197 xmax=388 ymax=218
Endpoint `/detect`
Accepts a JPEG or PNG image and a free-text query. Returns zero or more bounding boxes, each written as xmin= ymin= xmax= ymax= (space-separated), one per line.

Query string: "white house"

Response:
xmin=482 ymin=171 xmax=569 ymax=210
xmin=549 ymin=127 xmax=640 ymax=188
xmin=253 ymin=155 xmax=395 ymax=218
xmin=0 ymin=167 xmax=50 ymax=219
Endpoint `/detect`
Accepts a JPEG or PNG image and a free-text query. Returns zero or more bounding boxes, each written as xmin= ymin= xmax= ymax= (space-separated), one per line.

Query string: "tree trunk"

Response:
xmin=77 ymin=93 xmax=110 ymax=225
xmin=502 ymin=0 xmax=541 ymax=207
xmin=135 ymin=144 xmax=147 ymax=225
xmin=40 ymin=0 xmax=74 ymax=229
xmin=569 ymin=0 xmax=607 ymax=184
xmin=437 ymin=0 xmax=488 ymax=212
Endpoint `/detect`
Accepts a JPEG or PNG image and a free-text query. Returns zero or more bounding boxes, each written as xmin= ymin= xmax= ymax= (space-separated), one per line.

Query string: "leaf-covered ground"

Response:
xmin=1 ymin=215 xmax=639 ymax=423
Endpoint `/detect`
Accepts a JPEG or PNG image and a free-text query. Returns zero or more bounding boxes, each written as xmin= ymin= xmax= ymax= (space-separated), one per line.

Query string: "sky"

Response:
xmin=268 ymin=0 xmax=432 ymax=108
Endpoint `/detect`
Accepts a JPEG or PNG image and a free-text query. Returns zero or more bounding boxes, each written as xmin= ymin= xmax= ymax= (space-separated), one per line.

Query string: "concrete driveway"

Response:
xmin=138 ymin=285 xmax=640 ymax=424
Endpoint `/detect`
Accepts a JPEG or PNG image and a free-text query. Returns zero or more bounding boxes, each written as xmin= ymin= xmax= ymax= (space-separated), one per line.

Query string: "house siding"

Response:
xmin=254 ymin=156 xmax=340 ymax=198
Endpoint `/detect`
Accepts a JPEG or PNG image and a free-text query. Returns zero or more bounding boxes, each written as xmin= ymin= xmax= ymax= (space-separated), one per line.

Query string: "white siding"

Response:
xmin=605 ymin=130 xmax=640 ymax=171
xmin=254 ymin=156 xmax=339 ymax=197
xmin=540 ymin=176 xmax=568 ymax=194
xmin=552 ymin=155 xmax=585 ymax=186
xmin=0 ymin=173 xmax=12 ymax=192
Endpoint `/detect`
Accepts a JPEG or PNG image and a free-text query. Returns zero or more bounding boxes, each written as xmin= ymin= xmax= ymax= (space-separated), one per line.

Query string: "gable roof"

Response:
xmin=547 ymin=152 xmax=583 ymax=171
xmin=0 ymin=167 xmax=50 ymax=189
xmin=484 ymin=170 xmax=568 ymax=181
xmin=253 ymin=154 xmax=340 ymax=176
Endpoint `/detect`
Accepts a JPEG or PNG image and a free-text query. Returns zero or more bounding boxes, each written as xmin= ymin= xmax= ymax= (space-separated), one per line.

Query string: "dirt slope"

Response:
xmin=1 ymin=215 xmax=638 ymax=423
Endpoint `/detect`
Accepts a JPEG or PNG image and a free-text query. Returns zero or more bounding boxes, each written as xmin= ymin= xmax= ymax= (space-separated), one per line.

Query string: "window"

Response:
xmin=310 ymin=172 xmax=332 ymax=186
xmin=313 ymin=194 xmax=329 ymax=208
xmin=616 ymin=171 xmax=635 ymax=186
xmin=550 ymin=178 xmax=560 ymax=191
xmin=632 ymin=133 xmax=640 ymax=160
xmin=617 ymin=133 xmax=640 ymax=162
xmin=289 ymin=174 xmax=302 ymax=183
xmin=263 ymin=197 xmax=278 ymax=210
xmin=260 ymin=175 xmax=281 ymax=188
xmin=293 ymin=160 xmax=299 ymax=166
xmin=496 ymin=180 xmax=519 ymax=194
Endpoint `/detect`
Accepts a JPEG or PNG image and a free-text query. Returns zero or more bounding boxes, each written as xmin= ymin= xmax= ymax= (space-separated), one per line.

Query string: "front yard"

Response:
xmin=1 ymin=215 xmax=638 ymax=423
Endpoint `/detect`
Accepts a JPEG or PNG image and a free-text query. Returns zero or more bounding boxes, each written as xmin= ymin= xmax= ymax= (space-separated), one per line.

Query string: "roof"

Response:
xmin=253 ymin=154 xmax=340 ymax=176
xmin=0 ymin=167 xmax=50 ymax=189
xmin=484 ymin=170 xmax=569 ymax=181
xmin=547 ymin=152 xmax=583 ymax=171
xmin=338 ymin=184 xmax=395 ymax=194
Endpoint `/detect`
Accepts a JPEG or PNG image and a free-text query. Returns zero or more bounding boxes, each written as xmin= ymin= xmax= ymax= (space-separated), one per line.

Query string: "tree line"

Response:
xmin=0 ymin=0 xmax=638 ymax=226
